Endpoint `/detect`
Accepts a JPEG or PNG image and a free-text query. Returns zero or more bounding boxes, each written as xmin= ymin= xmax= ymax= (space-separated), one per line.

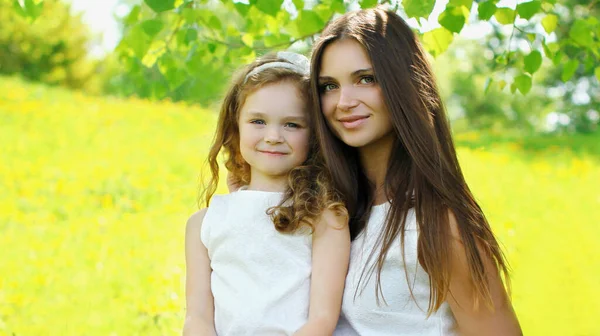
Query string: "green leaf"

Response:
xmin=264 ymin=33 xmax=292 ymax=47
xmin=524 ymin=50 xmax=542 ymax=74
xmin=313 ymin=4 xmax=334 ymax=22
xmin=595 ymin=67 xmax=600 ymax=83
xmin=184 ymin=28 xmax=198 ymax=44
xmin=542 ymin=40 xmax=553 ymax=58
xmin=12 ymin=0 xmax=26 ymax=16
xmin=478 ymin=1 xmax=497 ymax=21
xmin=510 ymin=82 xmax=517 ymax=93
xmin=296 ymin=10 xmax=324 ymax=36
xmin=541 ymin=14 xmax=558 ymax=33
xmin=255 ymin=0 xmax=284 ymax=17
xmin=142 ymin=40 xmax=166 ymax=67
xmin=360 ymin=0 xmax=378 ymax=8
xmin=584 ymin=55 xmax=596 ymax=72
xmin=516 ymin=0 xmax=541 ymax=20
xmin=24 ymin=0 xmax=43 ymax=19
xmin=141 ymin=19 xmax=165 ymax=38
xmin=403 ymin=0 xmax=436 ymax=19
xmin=124 ymin=5 xmax=142 ymax=25
xmin=484 ymin=77 xmax=493 ymax=94
xmin=158 ymin=53 xmax=188 ymax=89
xmin=514 ymin=74 xmax=532 ymax=95
xmin=331 ymin=0 xmax=345 ymax=13
xmin=498 ymin=80 xmax=507 ymax=91
xmin=144 ymin=0 xmax=176 ymax=13
xmin=208 ymin=15 xmax=222 ymax=30
xmin=234 ymin=2 xmax=250 ymax=16
xmin=561 ymin=59 xmax=579 ymax=82
xmin=569 ymin=19 xmax=593 ymax=47
xmin=241 ymin=33 xmax=254 ymax=47
xmin=449 ymin=0 xmax=473 ymax=9
xmin=551 ymin=50 xmax=563 ymax=66
xmin=422 ymin=27 xmax=454 ymax=57
xmin=122 ymin=25 xmax=152 ymax=59
xmin=494 ymin=7 xmax=515 ymax=25
xmin=586 ymin=16 xmax=599 ymax=27
xmin=438 ymin=5 xmax=468 ymax=33
xmin=292 ymin=0 xmax=304 ymax=10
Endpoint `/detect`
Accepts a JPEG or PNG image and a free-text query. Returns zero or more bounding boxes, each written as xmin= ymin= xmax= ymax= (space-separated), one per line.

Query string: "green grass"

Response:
xmin=1 ymin=76 xmax=599 ymax=335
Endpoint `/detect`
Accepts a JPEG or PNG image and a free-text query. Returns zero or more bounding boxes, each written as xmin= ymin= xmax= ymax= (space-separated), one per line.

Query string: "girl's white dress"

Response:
xmin=334 ymin=203 xmax=458 ymax=336
xmin=201 ymin=188 xmax=312 ymax=335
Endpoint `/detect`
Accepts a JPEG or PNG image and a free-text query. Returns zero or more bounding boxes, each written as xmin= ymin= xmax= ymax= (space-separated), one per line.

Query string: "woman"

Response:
xmin=310 ymin=7 xmax=522 ymax=336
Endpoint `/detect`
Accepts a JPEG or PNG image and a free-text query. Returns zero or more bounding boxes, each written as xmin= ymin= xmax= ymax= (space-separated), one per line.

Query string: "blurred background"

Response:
xmin=0 ymin=0 xmax=598 ymax=334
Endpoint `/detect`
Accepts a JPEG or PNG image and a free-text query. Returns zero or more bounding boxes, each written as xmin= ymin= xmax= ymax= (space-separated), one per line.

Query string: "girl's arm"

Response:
xmin=446 ymin=211 xmax=522 ymax=336
xmin=294 ymin=209 xmax=351 ymax=336
xmin=183 ymin=209 xmax=217 ymax=336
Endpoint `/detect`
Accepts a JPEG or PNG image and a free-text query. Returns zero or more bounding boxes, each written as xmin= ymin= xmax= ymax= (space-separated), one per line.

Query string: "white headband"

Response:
xmin=244 ymin=51 xmax=310 ymax=83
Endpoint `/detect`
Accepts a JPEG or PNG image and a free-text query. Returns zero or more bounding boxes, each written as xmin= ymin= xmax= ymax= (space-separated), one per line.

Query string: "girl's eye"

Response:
xmin=320 ymin=83 xmax=338 ymax=92
xmin=359 ymin=75 xmax=375 ymax=84
xmin=250 ymin=119 xmax=265 ymax=125
xmin=285 ymin=122 xmax=301 ymax=129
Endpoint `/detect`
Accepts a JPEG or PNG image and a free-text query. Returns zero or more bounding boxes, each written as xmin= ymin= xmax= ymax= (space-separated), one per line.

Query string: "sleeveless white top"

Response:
xmin=334 ymin=203 xmax=458 ymax=336
xmin=201 ymin=189 xmax=312 ymax=335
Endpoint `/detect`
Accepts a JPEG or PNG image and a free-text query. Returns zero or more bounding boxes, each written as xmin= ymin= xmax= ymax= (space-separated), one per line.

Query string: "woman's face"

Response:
xmin=317 ymin=38 xmax=393 ymax=149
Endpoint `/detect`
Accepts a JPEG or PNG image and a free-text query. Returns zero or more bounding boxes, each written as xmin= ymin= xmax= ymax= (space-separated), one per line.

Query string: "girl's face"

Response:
xmin=238 ymin=81 xmax=310 ymax=187
xmin=318 ymin=38 xmax=393 ymax=149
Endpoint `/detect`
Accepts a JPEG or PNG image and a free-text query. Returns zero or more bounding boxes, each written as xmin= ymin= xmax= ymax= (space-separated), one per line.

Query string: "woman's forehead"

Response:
xmin=319 ymin=39 xmax=372 ymax=77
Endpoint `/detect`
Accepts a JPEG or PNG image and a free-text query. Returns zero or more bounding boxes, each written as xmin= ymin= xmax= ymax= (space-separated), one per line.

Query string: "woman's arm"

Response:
xmin=294 ymin=209 xmax=351 ymax=336
xmin=183 ymin=209 xmax=217 ymax=336
xmin=446 ymin=211 xmax=522 ymax=336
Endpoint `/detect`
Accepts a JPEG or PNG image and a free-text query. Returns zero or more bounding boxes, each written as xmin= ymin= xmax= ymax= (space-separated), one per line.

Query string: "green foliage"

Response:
xmin=0 ymin=0 xmax=99 ymax=90
xmin=516 ymin=0 xmax=541 ymax=20
xmin=438 ymin=4 xmax=469 ymax=34
xmin=422 ymin=27 xmax=454 ymax=57
xmin=403 ymin=0 xmax=436 ymax=19
xmin=494 ymin=7 xmax=516 ymax=25
xmin=524 ymin=50 xmax=542 ymax=74
xmin=478 ymin=1 xmax=497 ymax=20
xmin=8 ymin=0 xmax=600 ymax=119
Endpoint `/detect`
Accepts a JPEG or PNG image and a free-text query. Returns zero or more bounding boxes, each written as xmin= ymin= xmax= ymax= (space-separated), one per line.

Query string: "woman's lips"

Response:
xmin=339 ymin=115 xmax=369 ymax=129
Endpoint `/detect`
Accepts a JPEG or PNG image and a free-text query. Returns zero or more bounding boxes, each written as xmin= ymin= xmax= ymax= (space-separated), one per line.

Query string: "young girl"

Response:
xmin=310 ymin=8 xmax=522 ymax=336
xmin=183 ymin=52 xmax=350 ymax=336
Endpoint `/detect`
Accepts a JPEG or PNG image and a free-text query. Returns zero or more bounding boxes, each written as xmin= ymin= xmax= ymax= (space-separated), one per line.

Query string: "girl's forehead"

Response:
xmin=240 ymin=81 xmax=307 ymax=118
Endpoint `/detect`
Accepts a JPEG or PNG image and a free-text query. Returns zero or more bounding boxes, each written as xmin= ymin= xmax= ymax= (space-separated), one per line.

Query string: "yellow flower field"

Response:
xmin=1 ymin=76 xmax=599 ymax=335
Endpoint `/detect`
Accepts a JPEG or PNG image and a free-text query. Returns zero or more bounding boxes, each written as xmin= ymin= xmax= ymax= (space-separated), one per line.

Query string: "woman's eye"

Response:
xmin=359 ymin=76 xmax=375 ymax=84
xmin=250 ymin=119 xmax=265 ymax=125
xmin=320 ymin=83 xmax=337 ymax=92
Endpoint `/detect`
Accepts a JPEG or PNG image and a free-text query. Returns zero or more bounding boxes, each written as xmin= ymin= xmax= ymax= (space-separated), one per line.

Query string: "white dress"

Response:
xmin=334 ymin=203 xmax=458 ymax=336
xmin=201 ymin=189 xmax=312 ymax=335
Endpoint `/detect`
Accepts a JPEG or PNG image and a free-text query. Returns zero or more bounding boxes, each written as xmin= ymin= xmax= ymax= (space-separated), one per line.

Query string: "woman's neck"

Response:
xmin=358 ymin=132 xmax=394 ymax=205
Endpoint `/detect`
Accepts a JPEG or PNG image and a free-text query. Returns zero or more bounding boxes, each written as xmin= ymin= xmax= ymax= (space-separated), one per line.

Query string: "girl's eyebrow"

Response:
xmin=245 ymin=111 xmax=267 ymax=117
xmin=282 ymin=116 xmax=307 ymax=123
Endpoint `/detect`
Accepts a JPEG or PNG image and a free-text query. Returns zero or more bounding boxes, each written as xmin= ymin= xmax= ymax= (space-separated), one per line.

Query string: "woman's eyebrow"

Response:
xmin=352 ymin=68 xmax=373 ymax=76
xmin=318 ymin=68 xmax=373 ymax=81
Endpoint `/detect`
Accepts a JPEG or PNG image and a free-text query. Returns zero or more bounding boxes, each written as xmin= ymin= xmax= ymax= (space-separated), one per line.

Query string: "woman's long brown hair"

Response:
xmin=309 ymin=7 xmax=509 ymax=313
xmin=201 ymin=53 xmax=346 ymax=233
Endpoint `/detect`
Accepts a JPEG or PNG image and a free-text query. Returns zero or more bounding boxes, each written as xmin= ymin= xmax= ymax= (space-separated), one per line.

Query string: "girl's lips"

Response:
xmin=339 ymin=115 xmax=369 ymax=129
xmin=259 ymin=151 xmax=287 ymax=156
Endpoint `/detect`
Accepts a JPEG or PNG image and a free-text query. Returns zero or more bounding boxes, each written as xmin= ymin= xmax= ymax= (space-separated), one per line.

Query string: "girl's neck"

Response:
xmin=246 ymin=174 xmax=288 ymax=192
xmin=358 ymin=132 xmax=394 ymax=205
